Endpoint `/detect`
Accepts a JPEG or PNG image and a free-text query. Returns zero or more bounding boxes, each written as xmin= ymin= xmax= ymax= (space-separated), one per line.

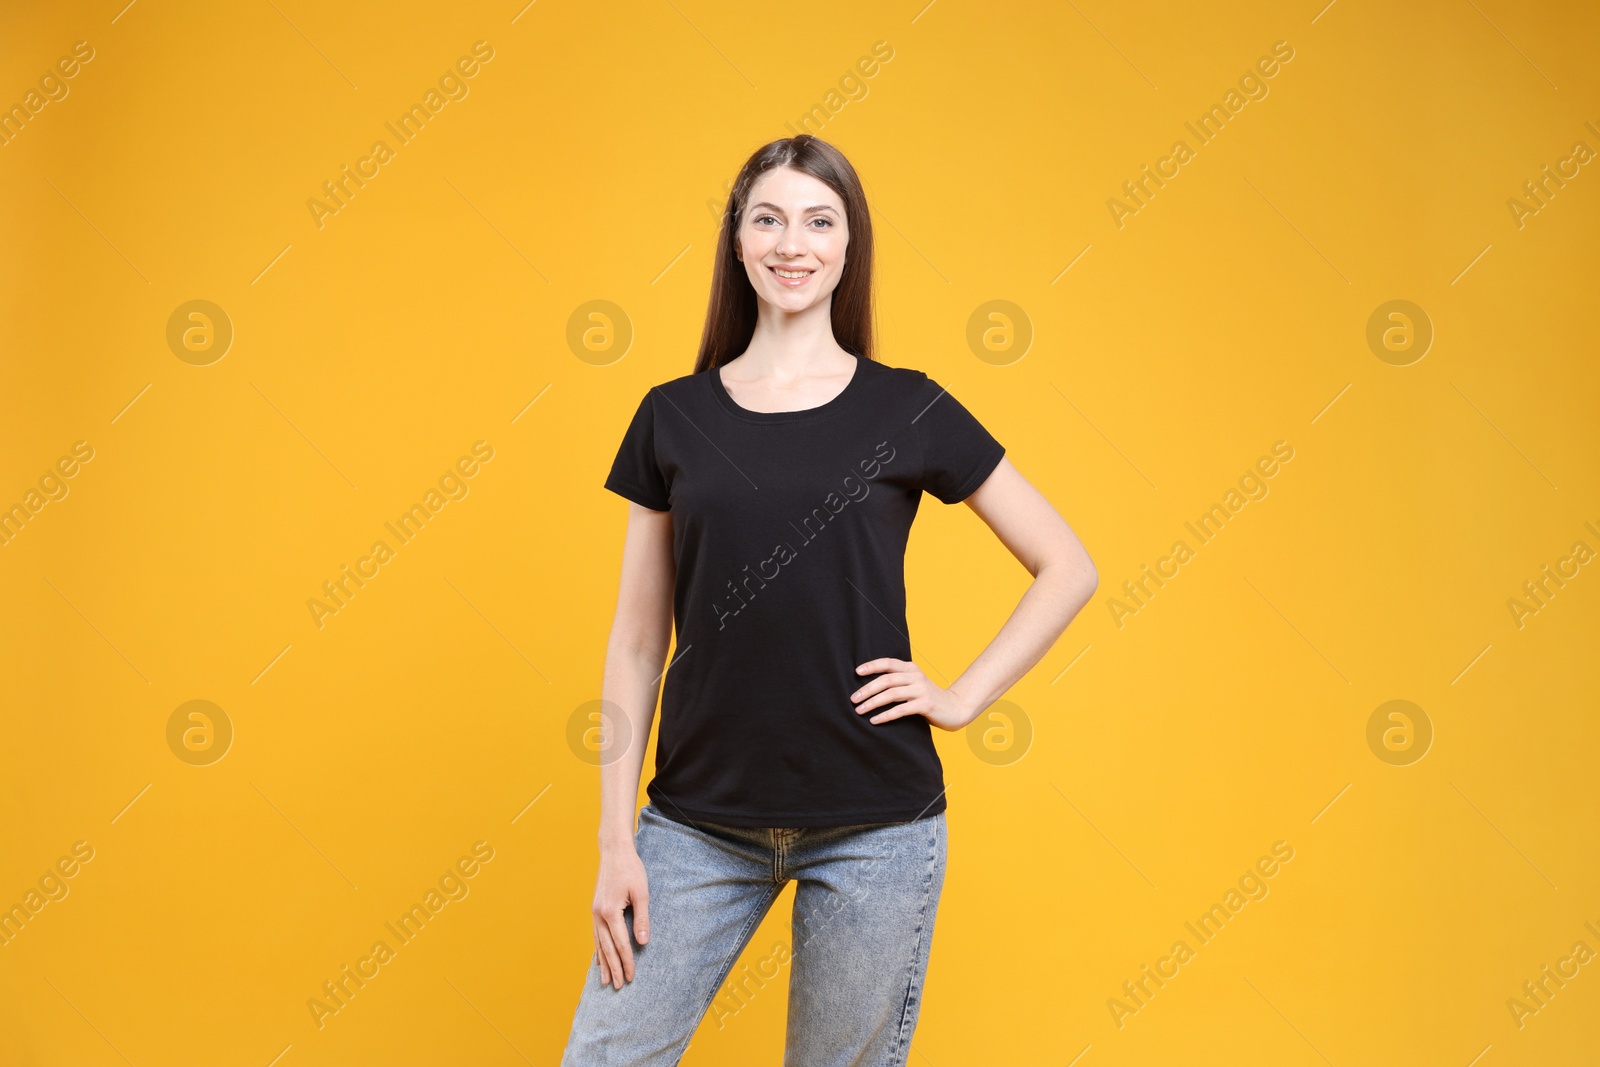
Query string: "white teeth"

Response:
xmin=773 ymin=268 xmax=812 ymax=278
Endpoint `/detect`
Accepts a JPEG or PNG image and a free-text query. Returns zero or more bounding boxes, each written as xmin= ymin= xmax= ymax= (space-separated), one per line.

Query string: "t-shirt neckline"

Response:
xmin=708 ymin=353 xmax=865 ymax=424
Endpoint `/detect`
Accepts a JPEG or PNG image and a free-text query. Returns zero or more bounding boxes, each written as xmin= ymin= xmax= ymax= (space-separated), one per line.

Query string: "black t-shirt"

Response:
xmin=603 ymin=353 xmax=1006 ymax=828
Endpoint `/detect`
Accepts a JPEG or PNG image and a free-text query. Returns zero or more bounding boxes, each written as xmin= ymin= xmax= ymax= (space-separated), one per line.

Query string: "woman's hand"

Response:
xmin=591 ymin=844 xmax=650 ymax=989
xmin=850 ymin=657 xmax=974 ymax=731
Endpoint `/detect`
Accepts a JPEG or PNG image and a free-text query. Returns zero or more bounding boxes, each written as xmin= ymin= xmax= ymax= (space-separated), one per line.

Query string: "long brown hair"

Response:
xmin=693 ymin=135 xmax=876 ymax=374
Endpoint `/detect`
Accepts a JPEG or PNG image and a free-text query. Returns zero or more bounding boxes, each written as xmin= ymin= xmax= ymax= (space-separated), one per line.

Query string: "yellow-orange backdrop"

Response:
xmin=2 ymin=1 xmax=1597 ymax=1064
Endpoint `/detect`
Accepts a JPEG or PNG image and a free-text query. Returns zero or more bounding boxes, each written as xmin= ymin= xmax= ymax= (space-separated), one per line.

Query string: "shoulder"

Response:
xmin=640 ymin=369 xmax=706 ymax=403
xmin=615 ymin=371 xmax=705 ymax=421
xmin=859 ymin=360 xmax=957 ymax=424
xmin=858 ymin=357 xmax=936 ymax=395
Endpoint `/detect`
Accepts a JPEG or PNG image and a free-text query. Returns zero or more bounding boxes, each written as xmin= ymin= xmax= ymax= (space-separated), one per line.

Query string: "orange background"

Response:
xmin=2 ymin=1 xmax=1597 ymax=1064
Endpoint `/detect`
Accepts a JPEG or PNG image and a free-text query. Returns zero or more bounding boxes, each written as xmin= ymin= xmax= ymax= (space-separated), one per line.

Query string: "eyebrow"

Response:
xmin=747 ymin=201 xmax=840 ymax=217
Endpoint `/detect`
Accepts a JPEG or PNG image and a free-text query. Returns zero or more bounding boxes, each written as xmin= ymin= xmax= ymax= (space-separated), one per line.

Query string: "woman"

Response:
xmin=562 ymin=134 xmax=1098 ymax=1065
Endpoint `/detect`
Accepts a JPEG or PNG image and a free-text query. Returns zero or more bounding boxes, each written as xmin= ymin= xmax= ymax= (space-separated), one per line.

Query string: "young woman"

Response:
xmin=562 ymin=135 xmax=1098 ymax=1065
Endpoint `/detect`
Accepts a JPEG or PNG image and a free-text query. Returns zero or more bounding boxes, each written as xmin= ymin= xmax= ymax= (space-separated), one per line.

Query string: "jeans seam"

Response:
xmin=887 ymin=817 xmax=939 ymax=1066
xmin=684 ymin=881 xmax=785 ymax=1060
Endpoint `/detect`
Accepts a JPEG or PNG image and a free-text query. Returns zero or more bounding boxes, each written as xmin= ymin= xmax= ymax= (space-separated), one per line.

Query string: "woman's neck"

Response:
xmin=732 ymin=301 xmax=853 ymax=378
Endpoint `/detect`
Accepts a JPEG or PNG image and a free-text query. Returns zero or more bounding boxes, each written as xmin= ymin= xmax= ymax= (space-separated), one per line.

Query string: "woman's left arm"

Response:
xmin=850 ymin=456 xmax=1099 ymax=730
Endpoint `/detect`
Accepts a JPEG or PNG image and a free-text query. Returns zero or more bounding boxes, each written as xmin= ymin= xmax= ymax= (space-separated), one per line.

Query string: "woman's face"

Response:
xmin=735 ymin=166 xmax=849 ymax=314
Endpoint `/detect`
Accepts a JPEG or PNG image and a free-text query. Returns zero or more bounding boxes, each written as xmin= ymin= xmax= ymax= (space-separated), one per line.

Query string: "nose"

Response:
xmin=775 ymin=226 xmax=806 ymax=258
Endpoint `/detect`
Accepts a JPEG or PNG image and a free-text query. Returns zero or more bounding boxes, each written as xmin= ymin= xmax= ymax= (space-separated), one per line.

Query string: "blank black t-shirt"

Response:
xmin=603 ymin=353 xmax=1006 ymax=828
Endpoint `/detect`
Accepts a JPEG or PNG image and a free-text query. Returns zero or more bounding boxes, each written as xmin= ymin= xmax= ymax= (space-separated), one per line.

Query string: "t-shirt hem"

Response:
xmin=646 ymin=792 xmax=947 ymax=829
xmin=943 ymin=444 xmax=1006 ymax=504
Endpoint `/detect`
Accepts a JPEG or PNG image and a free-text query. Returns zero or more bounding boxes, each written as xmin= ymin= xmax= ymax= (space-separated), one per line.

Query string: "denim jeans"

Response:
xmin=560 ymin=802 xmax=948 ymax=1067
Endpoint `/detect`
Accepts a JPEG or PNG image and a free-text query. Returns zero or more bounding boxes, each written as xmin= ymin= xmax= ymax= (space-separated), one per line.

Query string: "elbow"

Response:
xmin=1071 ymin=534 xmax=1099 ymax=594
xmin=1072 ymin=562 xmax=1099 ymax=602
xmin=1042 ymin=534 xmax=1097 ymax=585
xmin=608 ymin=621 xmax=671 ymax=668
xmin=611 ymin=634 xmax=670 ymax=667
xmin=1036 ymin=554 xmax=1094 ymax=584
xmin=1038 ymin=549 xmax=1097 ymax=603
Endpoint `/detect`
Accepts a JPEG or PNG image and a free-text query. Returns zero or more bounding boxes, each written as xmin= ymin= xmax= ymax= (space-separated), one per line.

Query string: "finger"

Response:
xmin=856 ymin=684 xmax=917 ymax=714
xmin=634 ymin=890 xmax=651 ymax=944
xmin=854 ymin=672 xmax=916 ymax=701
xmin=854 ymin=657 xmax=908 ymax=676
xmin=593 ymin=926 xmax=609 ymax=985
xmin=605 ymin=909 xmax=635 ymax=984
xmin=595 ymin=920 xmax=619 ymax=986
xmin=849 ymin=673 xmax=901 ymax=704
xmin=596 ymin=918 xmax=625 ymax=989
xmin=868 ymin=697 xmax=923 ymax=724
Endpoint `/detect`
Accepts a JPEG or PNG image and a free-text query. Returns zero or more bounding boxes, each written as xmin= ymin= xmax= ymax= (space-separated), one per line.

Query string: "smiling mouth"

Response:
xmin=769 ymin=266 xmax=815 ymax=282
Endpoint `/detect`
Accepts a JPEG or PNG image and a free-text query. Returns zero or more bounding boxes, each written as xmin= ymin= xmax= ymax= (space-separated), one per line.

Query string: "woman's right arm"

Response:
xmin=591 ymin=500 xmax=674 ymax=989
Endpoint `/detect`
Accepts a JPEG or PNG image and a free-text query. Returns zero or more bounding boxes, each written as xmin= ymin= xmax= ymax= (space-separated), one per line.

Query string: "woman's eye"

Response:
xmin=810 ymin=218 xmax=832 ymax=228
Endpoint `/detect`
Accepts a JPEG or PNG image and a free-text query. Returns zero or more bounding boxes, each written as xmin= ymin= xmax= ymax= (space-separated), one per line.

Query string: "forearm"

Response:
xmin=945 ymin=558 xmax=1098 ymax=728
xmin=597 ymin=640 xmax=666 ymax=851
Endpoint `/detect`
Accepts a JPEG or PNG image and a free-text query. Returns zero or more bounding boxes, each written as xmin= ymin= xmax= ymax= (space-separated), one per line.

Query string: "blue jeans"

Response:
xmin=560 ymin=803 xmax=948 ymax=1066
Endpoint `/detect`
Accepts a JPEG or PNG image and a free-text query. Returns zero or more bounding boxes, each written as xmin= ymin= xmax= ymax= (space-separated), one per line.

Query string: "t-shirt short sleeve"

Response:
xmin=914 ymin=375 xmax=1006 ymax=504
xmin=604 ymin=388 xmax=671 ymax=511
